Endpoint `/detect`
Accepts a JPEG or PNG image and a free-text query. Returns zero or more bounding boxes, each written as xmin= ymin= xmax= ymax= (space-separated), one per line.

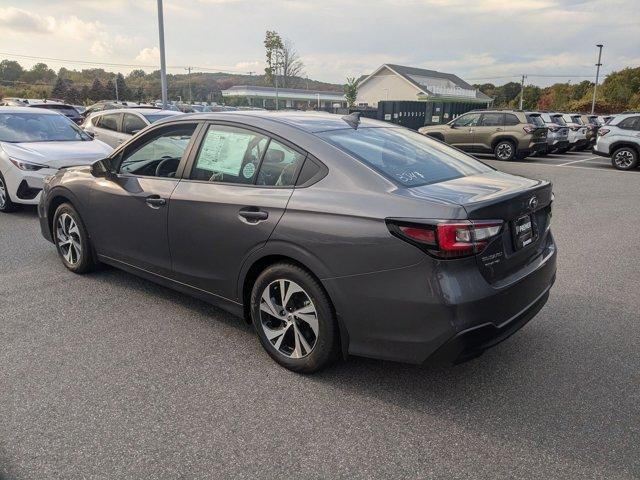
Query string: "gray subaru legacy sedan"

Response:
xmin=38 ymin=111 xmax=557 ymax=373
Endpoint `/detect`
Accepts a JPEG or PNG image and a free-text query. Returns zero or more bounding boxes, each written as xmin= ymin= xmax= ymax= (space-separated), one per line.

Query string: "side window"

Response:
xmin=92 ymin=115 xmax=101 ymax=127
xmin=117 ymin=123 xmax=197 ymax=177
xmin=504 ymin=114 xmax=520 ymax=126
xmin=99 ymin=113 xmax=120 ymax=132
xmin=256 ymin=139 xmax=306 ymax=186
xmin=191 ymin=125 xmax=268 ymax=184
xmin=123 ymin=114 xmax=147 ymax=135
xmin=619 ymin=117 xmax=640 ymax=131
xmin=452 ymin=113 xmax=480 ymax=127
xmin=479 ymin=113 xmax=504 ymax=126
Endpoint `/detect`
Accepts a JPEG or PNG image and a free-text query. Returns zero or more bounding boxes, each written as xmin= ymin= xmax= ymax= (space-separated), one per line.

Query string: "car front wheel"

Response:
xmin=250 ymin=263 xmax=339 ymax=373
xmin=53 ymin=203 xmax=97 ymax=274
xmin=0 ymin=172 xmax=17 ymax=213
xmin=494 ymin=140 xmax=516 ymax=161
xmin=611 ymin=147 xmax=638 ymax=170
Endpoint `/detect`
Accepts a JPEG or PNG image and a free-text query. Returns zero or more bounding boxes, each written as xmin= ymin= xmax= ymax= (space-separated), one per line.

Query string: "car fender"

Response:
xmin=491 ymin=135 xmax=520 ymax=150
xmin=609 ymin=141 xmax=639 ymax=156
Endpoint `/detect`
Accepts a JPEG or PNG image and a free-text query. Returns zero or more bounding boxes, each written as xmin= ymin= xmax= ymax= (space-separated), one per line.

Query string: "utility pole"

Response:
xmin=185 ymin=66 xmax=192 ymax=103
xmin=114 ymin=74 xmax=119 ymax=101
xmin=519 ymin=74 xmax=526 ymax=110
xmin=591 ymin=44 xmax=604 ymax=115
xmin=274 ymin=52 xmax=279 ymax=110
xmin=157 ymin=0 xmax=168 ymax=109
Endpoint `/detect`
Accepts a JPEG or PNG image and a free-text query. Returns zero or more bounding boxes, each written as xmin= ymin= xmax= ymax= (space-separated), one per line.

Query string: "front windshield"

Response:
xmin=318 ymin=127 xmax=492 ymax=187
xmin=0 ymin=112 xmax=92 ymax=142
xmin=526 ymin=114 xmax=545 ymax=127
xmin=551 ymin=115 xmax=567 ymax=126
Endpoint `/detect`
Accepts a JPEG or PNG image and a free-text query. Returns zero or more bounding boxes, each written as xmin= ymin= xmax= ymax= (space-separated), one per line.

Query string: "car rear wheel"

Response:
xmin=0 ymin=172 xmax=17 ymax=213
xmin=494 ymin=140 xmax=516 ymax=161
xmin=250 ymin=263 xmax=339 ymax=373
xmin=53 ymin=203 xmax=97 ymax=274
xmin=611 ymin=147 xmax=638 ymax=171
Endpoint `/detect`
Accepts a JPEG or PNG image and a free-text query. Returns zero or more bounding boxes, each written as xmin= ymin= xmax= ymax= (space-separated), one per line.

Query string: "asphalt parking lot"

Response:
xmin=1 ymin=151 xmax=639 ymax=479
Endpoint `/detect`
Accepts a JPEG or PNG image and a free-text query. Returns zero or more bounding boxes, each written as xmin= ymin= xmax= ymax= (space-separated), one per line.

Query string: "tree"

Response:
xmin=105 ymin=79 xmax=116 ymax=100
xmin=127 ymin=69 xmax=147 ymax=80
xmin=344 ymin=77 xmax=358 ymax=107
xmin=263 ymin=31 xmax=305 ymax=88
xmin=21 ymin=63 xmax=56 ymax=84
xmin=280 ymin=39 xmax=304 ymax=87
xmin=115 ymin=73 xmax=129 ymax=100
xmin=50 ymin=77 xmax=69 ymax=99
xmin=89 ymin=78 xmax=106 ymax=101
xmin=0 ymin=60 xmax=24 ymax=82
xmin=64 ymin=87 xmax=81 ymax=105
xmin=264 ymin=30 xmax=284 ymax=86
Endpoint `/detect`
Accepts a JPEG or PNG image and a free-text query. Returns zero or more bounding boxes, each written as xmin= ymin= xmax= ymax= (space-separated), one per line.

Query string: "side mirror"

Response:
xmin=86 ymin=131 xmax=95 ymax=138
xmin=91 ymin=158 xmax=116 ymax=179
xmin=450 ymin=123 xmax=457 ymax=129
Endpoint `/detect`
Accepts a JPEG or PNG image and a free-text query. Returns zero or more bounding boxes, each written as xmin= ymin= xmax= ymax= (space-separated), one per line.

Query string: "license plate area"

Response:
xmin=512 ymin=214 xmax=537 ymax=250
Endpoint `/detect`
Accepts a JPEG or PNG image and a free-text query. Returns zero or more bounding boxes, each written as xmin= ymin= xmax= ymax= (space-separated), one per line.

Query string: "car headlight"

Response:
xmin=9 ymin=158 xmax=48 ymax=171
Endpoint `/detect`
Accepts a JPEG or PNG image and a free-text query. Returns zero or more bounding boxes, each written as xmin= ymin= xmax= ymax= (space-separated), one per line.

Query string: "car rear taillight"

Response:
xmin=523 ymin=125 xmax=536 ymax=134
xmin=388 ymin=220 xmax=503 ymax=259
xmin=548 ymin=124 xmax=559 ymax=132
xmin=570 ymin=125 xmax=580 ymax=131
xmin=598 ymin=128 xmax=610 ymax=136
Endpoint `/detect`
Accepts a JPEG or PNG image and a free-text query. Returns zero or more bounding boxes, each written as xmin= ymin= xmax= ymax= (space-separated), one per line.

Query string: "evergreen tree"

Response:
xmin=115 ymin=73 xmax=129 ymax=100
xmin=105 ymin=79 xmax=116 ymax=100
xmin=51 ymin=78 xmax=69 ymax=100
xmin=89 ymin=78 xmax=105 ymax=101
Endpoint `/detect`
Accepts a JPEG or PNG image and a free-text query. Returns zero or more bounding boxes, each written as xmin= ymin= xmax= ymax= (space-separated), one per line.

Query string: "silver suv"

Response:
xmin=593 ymin=113 xmax=640 ymax=170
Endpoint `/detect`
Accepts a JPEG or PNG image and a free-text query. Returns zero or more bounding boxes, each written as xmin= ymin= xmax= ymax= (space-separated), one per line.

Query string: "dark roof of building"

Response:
xmin=223 ymin=85 xmax=344 ymax=97
xmin=361 ymin=64 xmax=492 ymax=101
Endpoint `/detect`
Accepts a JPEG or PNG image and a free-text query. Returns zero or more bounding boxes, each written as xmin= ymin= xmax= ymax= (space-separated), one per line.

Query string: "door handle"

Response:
xmin=145 ymin=195 xmax=166 ymax=208
xmin=239 ymin=208 xmax=268 ymax=223
xmin=496 ymin=128 xmax=503 ymax=131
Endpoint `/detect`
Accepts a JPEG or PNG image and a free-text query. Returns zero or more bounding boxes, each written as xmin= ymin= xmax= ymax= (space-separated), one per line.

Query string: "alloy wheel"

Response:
xmin=56 ymin=213 xmax=82 ymax=265
xmin=497 ymin=143 xmax=513 ymax=160
xmin=259 ymin=279 xmax=319 ymax=359
xmin=614 ymin=150 xmax=633 ymax=169
xmin=0 ymin=177 xmax=6 ymax=209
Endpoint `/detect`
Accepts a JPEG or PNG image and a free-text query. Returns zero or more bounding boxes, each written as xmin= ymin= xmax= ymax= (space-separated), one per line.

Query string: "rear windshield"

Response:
xmin=570 ymin=115 xmax=583 ymax=124
xmin=143 ymin=113 xmax=175 ymax=123
xmin=526 ymin=114 xmax=545 ymax=127
xmin=33 ymin=104 xmax=79 ymax=115
xmin=317 ymin=127 xmax=492 ymax=187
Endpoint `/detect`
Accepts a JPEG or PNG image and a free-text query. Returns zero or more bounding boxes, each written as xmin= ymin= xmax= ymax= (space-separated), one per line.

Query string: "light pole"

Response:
xmin=316 ymin=93 xmax=320 ymax=110
xmin=274 ymin=52 xmax=279 ymax=111
xmin=114 ymin=74 xmax=119 ymax=102
xmin=157 ymin=0 xmax=168 ymax=109
xmin=591 ymin=44 xmax=604 ymax=115
xmin=185 ymin=66 xmax=192 ymax=103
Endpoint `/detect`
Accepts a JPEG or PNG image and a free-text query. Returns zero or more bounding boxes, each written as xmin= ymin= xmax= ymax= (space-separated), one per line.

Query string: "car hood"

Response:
xmin=1 ymin=140 xmax=113 ymax=168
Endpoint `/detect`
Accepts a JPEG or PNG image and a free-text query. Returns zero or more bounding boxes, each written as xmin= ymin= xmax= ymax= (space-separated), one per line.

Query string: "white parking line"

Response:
xmin=557 ymin=156 xmax=602 ymax=166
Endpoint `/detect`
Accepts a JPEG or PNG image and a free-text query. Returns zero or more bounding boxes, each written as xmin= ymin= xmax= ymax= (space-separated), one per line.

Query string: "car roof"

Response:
xmin=91 ymin=108 xmax=181 ymax=116
xmin=159 ymin=110 xmax=391 ymax=133
xmin=0 ymin=106 xmax=60 ymax=115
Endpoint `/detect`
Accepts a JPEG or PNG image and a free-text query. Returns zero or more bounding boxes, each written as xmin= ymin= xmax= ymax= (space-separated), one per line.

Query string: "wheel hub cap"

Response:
xmin=259 ymin=279 xmax=319 ymax=359
xmin=56 ymin=213 xmax=82 ymax=265
xmin=615 ymin=151 xmax=632 ymax=167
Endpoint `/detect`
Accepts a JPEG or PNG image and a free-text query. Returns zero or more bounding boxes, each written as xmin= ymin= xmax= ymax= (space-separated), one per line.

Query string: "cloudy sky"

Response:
xmin=0 ymin=0 xmax=638 ymax=86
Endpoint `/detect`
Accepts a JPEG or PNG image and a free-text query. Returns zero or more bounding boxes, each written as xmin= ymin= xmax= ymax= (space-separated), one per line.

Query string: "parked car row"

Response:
xmin=417 ymin=109 xmax=638 ymax=170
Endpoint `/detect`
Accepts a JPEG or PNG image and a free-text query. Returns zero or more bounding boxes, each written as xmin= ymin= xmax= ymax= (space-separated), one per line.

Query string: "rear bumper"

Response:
xmin=324 ymin=232 xmax=557 ymax=364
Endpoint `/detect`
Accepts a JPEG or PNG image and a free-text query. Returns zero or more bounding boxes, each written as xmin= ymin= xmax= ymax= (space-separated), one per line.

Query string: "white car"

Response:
xmin=82 ymin=108 xmax=182 ymax=148
xmin=0 ymin=107 xmax=113 ymax=212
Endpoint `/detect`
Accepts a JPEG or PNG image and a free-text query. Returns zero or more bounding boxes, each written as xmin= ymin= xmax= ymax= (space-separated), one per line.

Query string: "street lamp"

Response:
xmin=157 ymin=0 xmax=168 ymax=109
xmin=591 ymin=44 xmax=604 ymax=115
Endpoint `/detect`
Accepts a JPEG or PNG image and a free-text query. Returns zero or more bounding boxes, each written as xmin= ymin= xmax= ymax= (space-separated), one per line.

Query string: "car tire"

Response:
xmin=556 ymin=147 xmax=570 ymax=154
xmin=250 ymin=263 xmax=339 ymax=373
xmin=611 ymin=147 xmax=639 ymax=171
xmin=0 ymin=172 xmax=17 ymax=213
xmin=494 ymin=140 xmax=516 ymax=161
xmin=52 ymin=203 xmax=97 ymax=274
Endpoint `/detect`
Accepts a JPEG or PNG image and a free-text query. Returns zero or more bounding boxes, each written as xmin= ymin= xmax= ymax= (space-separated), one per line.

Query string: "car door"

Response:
xmin=445 ymin=112 xmax=480 ymax=151
xmin=168 ymin=122 xmax=306 ymax=300
xmin=91 ymin=112 xmax=124 ymax=148
xmin=87 ymin=121 xmax=200 ymax=275
xmin=617 ymin=116 xmax=640 ymax=141
xmin=474 ymin=113 xmax=505 ymax=152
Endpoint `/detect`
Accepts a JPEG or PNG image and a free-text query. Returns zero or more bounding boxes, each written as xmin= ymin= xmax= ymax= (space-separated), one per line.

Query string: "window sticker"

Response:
xmin=242 ymin=162 xmax=256 ymax=179
xmin=198 ymin=130 xmax=254 ymax=175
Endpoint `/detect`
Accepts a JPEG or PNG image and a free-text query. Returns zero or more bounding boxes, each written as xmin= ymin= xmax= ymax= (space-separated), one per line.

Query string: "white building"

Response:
xmin=221 ymin=85 xmax=346 ymax=110
xmin=356 ymin=64 xmax=492 ymax=108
